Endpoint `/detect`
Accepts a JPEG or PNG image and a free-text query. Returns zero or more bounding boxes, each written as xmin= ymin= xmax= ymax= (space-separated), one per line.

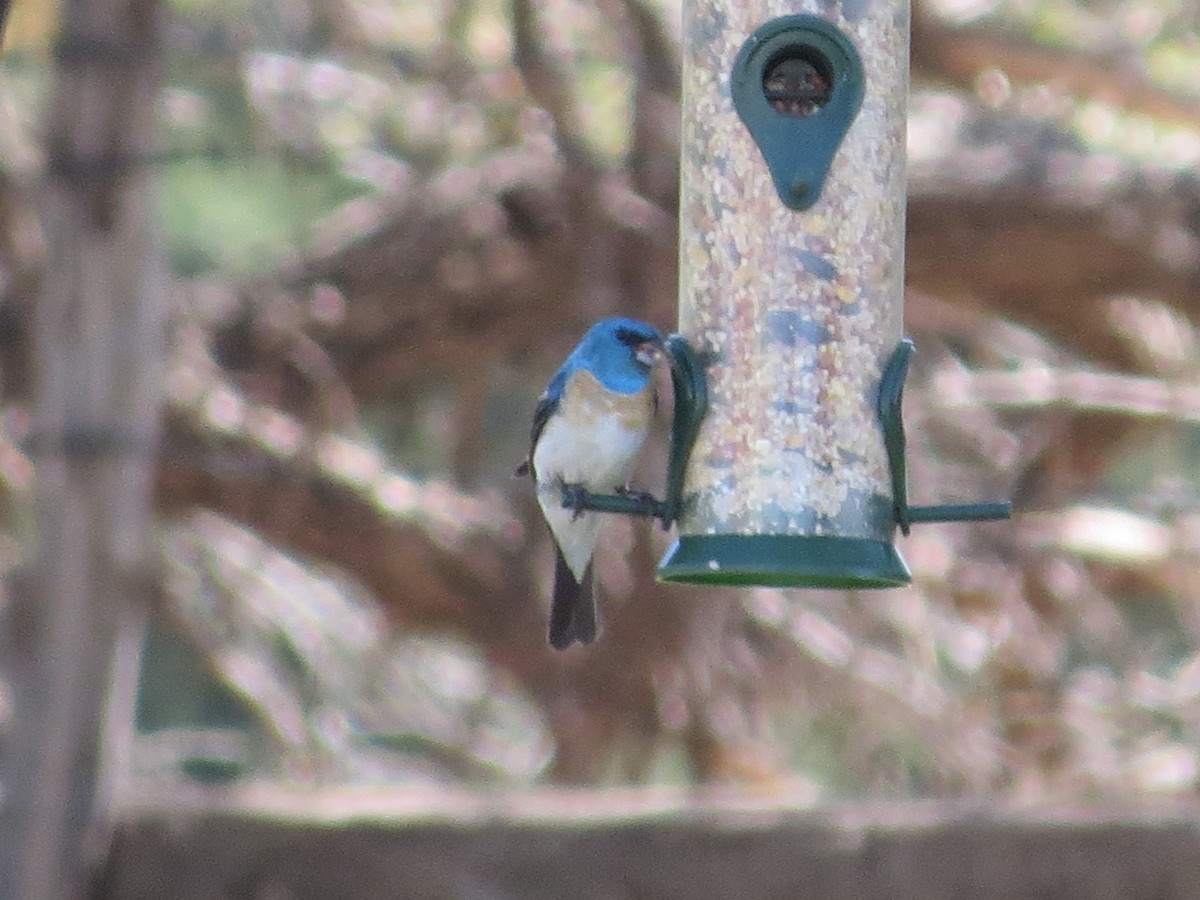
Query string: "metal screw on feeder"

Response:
xmin=648 ymin=1 xmax=1011 ymax=587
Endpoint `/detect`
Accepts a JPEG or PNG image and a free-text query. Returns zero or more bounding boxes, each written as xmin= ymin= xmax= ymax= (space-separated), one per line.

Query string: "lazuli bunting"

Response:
xmin=518 ymin=318 xmax=665 ymax=649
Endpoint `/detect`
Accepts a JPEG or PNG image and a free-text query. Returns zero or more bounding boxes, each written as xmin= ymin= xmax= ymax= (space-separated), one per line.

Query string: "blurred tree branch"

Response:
xmin=912 ymin=2 xmax=1200 ymax=128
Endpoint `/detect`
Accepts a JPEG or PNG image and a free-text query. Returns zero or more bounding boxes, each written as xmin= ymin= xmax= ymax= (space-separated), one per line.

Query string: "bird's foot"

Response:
xmin=615 ymin=485 xmax=657 ymax=505
xmin=560 ymin=482 xmax=590 ymax=520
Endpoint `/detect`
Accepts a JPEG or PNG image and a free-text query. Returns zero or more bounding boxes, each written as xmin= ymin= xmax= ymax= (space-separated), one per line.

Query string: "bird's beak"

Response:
xmin=635 ymin=341 xmax=664 ymax=367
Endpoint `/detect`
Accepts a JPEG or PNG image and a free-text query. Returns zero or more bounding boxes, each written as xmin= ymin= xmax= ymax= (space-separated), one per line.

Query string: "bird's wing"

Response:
xmin=511 ymin=388 xmax=556 ymax=480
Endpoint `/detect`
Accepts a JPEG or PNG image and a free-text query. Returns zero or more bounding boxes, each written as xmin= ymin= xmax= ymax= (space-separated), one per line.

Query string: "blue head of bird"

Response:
xmin=565 ymin=317 xmax=665 ymax=394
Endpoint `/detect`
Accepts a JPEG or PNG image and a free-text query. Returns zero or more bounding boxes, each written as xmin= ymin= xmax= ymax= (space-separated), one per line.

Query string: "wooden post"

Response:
xmin=659 ymin=0 xmax=911 ymax=587
xmin=0 ymin=0 xmax=166 ymax=895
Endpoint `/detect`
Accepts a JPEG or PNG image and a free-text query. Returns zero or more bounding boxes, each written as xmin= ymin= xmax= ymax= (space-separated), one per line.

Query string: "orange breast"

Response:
xmin=560 ymin=369 xmax=654 ymax=432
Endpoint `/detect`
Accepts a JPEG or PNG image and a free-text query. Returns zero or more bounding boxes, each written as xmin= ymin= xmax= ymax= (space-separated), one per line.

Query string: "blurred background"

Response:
xmin=2 ymin=0 xmax=1200 ymax=884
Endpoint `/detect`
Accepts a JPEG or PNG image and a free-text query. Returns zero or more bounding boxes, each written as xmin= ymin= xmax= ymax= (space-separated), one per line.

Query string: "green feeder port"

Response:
xmin=730 ymin=16 xmax=864 ymax=211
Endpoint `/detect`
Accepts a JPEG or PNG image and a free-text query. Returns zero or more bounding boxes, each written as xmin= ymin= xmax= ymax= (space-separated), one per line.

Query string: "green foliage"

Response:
xmin=160 ymin=158 xmax=363 ymax=276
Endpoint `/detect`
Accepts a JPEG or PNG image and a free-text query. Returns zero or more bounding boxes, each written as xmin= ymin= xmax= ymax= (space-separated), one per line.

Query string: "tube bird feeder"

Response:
xmin=656 ymin=0 xmax=1009 ymax=586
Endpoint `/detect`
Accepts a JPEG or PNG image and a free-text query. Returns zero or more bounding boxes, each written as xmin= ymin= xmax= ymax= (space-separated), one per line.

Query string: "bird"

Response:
xmin=518 ymin=317 xmax=665 ymax=649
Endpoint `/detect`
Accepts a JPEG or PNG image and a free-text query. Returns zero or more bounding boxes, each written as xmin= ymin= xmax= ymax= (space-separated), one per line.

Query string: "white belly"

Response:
xmin=533 ymin=411 xmax=648 ymax=492
xmin=532 ymin=411 xmax=650 ymax=579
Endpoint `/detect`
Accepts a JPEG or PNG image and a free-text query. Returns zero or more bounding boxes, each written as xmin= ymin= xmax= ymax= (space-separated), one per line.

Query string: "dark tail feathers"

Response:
xmin=549 ymin=548 xmax=595 ymax=650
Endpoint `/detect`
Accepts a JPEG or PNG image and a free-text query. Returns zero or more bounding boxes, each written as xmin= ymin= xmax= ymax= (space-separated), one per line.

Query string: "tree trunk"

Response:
xmin=0 ymin=0 xmax=166 ymax=896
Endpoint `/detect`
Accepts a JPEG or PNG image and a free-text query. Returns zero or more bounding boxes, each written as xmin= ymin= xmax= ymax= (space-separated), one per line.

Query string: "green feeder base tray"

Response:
xmin=657 ymin=534 xmax=911 ymax=588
